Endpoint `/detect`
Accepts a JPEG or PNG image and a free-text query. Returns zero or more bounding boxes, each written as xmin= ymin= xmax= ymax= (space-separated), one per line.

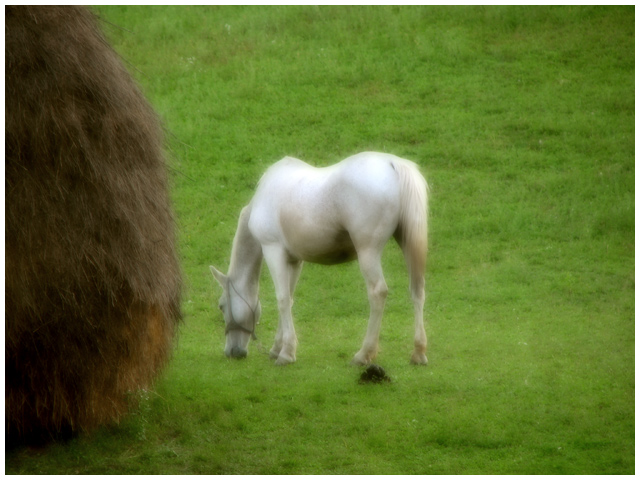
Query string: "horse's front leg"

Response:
xmin=270 ymin=321 xmax=284 ymax=360
xmin=268 ymin=259 xmax=303 ymax=361
xmin=263 ymin=245 xmax=299 ymax=365
xmin=353 ymin=248 xmax=387 ymax=366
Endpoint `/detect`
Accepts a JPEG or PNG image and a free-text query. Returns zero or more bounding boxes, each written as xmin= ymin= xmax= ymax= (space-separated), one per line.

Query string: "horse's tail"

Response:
xmin=391 ymin=157 xmax=428 ymax=300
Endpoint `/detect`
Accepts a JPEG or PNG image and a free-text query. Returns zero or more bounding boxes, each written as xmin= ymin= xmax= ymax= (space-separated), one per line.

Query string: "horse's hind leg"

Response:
xmin=352 ymin=247 xmax=387 ymax=366
xmin=410 ymin=280 xmax=428 ymax=365
xmin=400 ymin=241 xmax=427 ymax=365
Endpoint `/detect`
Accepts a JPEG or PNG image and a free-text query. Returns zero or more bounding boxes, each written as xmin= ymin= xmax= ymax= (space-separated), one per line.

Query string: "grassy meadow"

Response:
xmin=6 ymin=6 xmax=634 ymax=474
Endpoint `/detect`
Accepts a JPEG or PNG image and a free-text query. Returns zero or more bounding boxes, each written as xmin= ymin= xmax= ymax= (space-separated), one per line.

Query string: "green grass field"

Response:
xmin=6 ymin=6 xmax=634 ymax=474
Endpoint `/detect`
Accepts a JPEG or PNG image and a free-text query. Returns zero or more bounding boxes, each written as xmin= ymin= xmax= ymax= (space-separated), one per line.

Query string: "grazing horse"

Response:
xmin=211 ymin=152 xmax=428 ymax=366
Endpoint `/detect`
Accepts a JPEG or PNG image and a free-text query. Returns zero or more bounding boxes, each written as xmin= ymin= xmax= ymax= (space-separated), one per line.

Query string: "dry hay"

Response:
xmin=5 ymin=6 xmax=182 ymax=443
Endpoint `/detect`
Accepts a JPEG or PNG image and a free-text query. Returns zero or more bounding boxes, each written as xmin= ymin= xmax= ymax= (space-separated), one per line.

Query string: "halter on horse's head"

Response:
xmin=211 ymin=263 xmax=261 ymax=359
xmin=224 ymin=279 xmax=258 ymax=340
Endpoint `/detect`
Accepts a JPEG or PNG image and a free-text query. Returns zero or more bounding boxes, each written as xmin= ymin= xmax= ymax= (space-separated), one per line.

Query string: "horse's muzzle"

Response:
xmin=227 ymin=346 xmax=247 ymax=359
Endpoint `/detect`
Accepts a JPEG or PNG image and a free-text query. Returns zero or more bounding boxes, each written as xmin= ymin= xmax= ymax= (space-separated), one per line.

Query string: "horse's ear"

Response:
xmin=209 ymin=266 xmax=228 ymax=288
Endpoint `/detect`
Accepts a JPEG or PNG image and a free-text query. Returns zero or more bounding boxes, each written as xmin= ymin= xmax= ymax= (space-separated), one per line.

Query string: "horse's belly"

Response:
xmin=279 ymin=210 xmax=356 ymax=265
xmin=297 ymin=231 xmax=357 ymax=265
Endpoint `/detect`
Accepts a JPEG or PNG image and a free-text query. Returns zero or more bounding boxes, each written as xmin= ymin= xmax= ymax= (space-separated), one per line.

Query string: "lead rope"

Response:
xmin=253 ymin=334 xmax=270 ymax=357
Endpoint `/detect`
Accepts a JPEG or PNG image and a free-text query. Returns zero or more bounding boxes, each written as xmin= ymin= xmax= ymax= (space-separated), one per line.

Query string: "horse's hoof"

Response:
xmin=351 ymin=351 xmax=374 ymax=366
xmin=410 ymin=353 xmax=428 ymax=365
xmin=275 ymin=354 xmax=295 ymax=366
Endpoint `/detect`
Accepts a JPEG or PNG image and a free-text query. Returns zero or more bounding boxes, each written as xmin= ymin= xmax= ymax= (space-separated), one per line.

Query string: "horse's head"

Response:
xmin=210 ymin=266 xmax=261 ymax=359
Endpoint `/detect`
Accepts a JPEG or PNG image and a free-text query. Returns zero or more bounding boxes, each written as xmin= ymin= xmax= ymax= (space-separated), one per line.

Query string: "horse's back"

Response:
xmin=252 ymin=152 xmax=402 ymax=220
xmin=258 ymin=156 xmax=311 ymax=184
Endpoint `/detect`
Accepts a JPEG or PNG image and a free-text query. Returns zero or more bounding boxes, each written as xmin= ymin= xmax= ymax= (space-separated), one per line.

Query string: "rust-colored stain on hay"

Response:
xmin=5 ymin=6 xmax=182 ymax=442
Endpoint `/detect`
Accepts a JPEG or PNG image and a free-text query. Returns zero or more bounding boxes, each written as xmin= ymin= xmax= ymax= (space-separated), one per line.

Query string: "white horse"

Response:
xmin=210 ymin=152 xmax=428 ymax=366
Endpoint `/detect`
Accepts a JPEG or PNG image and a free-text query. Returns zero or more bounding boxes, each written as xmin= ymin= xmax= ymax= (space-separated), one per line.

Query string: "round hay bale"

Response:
xmin=5 ymin=6 xmax=182 ymax=444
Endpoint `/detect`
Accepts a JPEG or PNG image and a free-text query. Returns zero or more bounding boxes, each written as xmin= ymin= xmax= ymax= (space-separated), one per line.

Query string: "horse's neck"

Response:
xmin=228 ymin=205 xmax=263 ymax=297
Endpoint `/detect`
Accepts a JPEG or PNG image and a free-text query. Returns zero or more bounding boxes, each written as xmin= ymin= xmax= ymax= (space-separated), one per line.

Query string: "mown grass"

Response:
xmin=6 ymin=6 xmax=634 ymax=474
